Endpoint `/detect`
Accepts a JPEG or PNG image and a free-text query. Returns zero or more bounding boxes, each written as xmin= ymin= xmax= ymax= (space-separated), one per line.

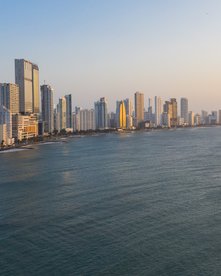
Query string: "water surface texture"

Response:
xmin=1 ymin=128 xmax=221 ymax=275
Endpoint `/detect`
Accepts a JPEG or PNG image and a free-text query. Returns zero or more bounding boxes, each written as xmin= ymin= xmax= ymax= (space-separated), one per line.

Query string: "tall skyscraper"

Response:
xmin=95 ymin=97 xmax=108 ymax=129
xmin=15 ymin=59 xmax=39 ymax=114
xmin=73 ymin=106 xmax=81 ymax=131
xmin=0 ymin=83 xmax=19 ymax=114
xmin=41 ymin=84 xmax=54 ymax=133
xmin=180 ymin=98 xmax=188 ymax=124
xmin=32 ymin=64 xmax=40 ymax=113
xmin=124 ymin=98 xmax=133 ymax=129
xmin=65 ymin=94 xmax=72 ymax=128
xmin=58 ymin=97 xmax=67 ymax=131
xmin=163 ymin=101 xmax=173 ymax=127
xmin=134 ymin=92 xmax=144 ymax=127
xmin=154 ymin=96 xmax=162 ymax=126
xmin=116 ymin=100 xmax=126 ymax=129
xmin=170 ymin=98 xmax=178 ymax=127
xmin=144 ymin=97 xmax=153 ymax=122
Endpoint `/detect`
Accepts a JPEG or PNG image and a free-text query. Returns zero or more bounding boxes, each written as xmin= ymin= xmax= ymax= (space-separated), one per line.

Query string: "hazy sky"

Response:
xmin=1 ymin=0 xmax=221 ymax=112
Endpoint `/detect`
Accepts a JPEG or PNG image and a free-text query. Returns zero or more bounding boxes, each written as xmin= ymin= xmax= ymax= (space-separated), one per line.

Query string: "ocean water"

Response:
xmin=0 ymin=127 xmax=221 ymax=275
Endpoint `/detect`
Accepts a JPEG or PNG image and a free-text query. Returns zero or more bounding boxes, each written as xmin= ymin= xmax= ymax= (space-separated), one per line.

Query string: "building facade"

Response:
xmin=0 ymin=105 xmax=12 ymax=145
xmin=15 ymin=59 xmax=39 ymax=114
xmin=95 ymin=97 xmax=108 ymax=129
xmin=32 ymin=64 xmax=40 ymax=113
xmin=124 ymin=98 xmax=133 ymax=129
xmin=41 ymin=84 xmax=54 ymax=133
xmin=0 ymin=83 xmax=19 ymax=114
xmin=189 ymin=111 xmax=194 ymax=126
xmin=134 ymin=92 xmax=144 ymax=127
xmin=116 ymin=100 xmax=127 ymax=129
xmin=12 ymin=113 xmax=38 ymax=141
xmin=180 ymin=98 xmax=188 ymax=124
xmin=65 ymin=94 xmax=72 ymax=128
xmin=154 ymin=96 xmax=162 ymax=126
xmin=57 ymin=97 xmax=67 ymax=131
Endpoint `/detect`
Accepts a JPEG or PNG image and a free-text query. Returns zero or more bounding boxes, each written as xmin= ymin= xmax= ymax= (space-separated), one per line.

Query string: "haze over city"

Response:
xmin=1 ymin=0 xmax=221 ymax=112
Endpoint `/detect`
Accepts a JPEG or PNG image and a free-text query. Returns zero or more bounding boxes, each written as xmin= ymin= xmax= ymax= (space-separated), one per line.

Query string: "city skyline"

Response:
xmin=1 ymin=1 xmax=221 ymax=112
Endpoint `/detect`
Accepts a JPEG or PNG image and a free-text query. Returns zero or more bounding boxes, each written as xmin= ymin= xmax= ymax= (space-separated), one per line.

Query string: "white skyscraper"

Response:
xmin=154 ymin=96 xmax=162 ymax=126
xmin=180 ymin=98 xmax=188 ymax=124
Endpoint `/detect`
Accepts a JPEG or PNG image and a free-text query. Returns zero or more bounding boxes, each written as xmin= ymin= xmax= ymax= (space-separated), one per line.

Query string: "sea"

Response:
xmin=0 ymin=127 xmax=221 ymax=275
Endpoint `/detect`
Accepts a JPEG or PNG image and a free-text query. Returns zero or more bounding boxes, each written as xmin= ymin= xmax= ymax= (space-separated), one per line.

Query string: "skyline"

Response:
xmin=1 ymin=0 xmax=221 ymax=112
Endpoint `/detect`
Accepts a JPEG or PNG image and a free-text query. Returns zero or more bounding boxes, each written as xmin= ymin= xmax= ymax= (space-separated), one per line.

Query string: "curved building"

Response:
xmin=119 ymin=101 xmax=126 ymax=129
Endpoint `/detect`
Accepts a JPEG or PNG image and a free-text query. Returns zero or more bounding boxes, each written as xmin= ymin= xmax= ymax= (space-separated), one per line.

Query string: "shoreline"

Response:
xmin=1 ymin=125 xmax=220 ymax=153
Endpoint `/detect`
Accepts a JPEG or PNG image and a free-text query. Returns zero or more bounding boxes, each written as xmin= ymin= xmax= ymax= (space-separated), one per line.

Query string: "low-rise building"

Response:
xmin=12 ymin=113 xmax=38 ymax=141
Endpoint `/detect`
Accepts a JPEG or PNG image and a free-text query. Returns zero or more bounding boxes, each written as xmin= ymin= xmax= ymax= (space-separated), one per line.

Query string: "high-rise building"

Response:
xmin=154 ymin=96 xmax=162 ymax=126
xmin=170 ymin=98 xmax=178 ymax=127
xmin=194 ymin=114 xmax=201 ymax=126
xmin=95 ymin=97 xmax=108 ymax=129
xmin=134 ymin=92 xmax=144 ymax=127
xmin=146 ymin=98 xmax=153 ymax=122
xmin=148 ymin=98 xmax=153 ymax=110
xmin=209 ymin=111 xmax=217 ymax=125
xmin=15 ymin=59 xmax=39 ymax=114
xmin=57 ymin=97 xmax=67 ymax=131
xmin=73 ymin=106 xmax=81 ymax=131
xmin=0 ymin=83 xmax=19 ymax=114
xmin=164 ymin=101 xmax=172 ymax=118
xmin=32 ymin=64 xmax=40 ymax=113
xmin=53 ymin=108 xmax=57 ymax=132
xmin=189 ymin=111 xmax=194 ymax=126
xmin=180 ymin=98 xmax=188 ymax=124
xmin=201 ymin=110 xmax=208 ymax=124
xmin=161 ymin=112 xmax=171 ymax=127
xmin=124 ymin=98 xmax=133 ymax=129
xmin=80 ymin=109 xmax=95 ymax=131
xmin=164 ymin=99 xmax=177 ymax=127
xmin=108 ymin=112 xmax=117 ymax=128
xmin=116 ymin=100 xmax=126 ymax=129
xmin=65 ymin=94 xmax=72 ymax=128
xmin=73 ymin=107 xmax=95 ymax=131
xmin=0 ymin=105 xmax=12 ymax=145
xmin=41 ymin=84 xmax=54 ymax=133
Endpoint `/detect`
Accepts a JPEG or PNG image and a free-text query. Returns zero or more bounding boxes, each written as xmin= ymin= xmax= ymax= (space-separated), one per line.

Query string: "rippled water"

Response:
xmin=1 ymin=127 xmax=221 ymax=275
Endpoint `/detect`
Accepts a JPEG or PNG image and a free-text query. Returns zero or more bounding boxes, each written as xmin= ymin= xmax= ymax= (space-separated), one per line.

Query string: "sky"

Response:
xmin=1 ymin=0 xmax=221 ymax=112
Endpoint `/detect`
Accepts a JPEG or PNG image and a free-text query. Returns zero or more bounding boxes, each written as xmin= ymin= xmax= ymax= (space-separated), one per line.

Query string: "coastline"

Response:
xmin=1 ymin=124 xmax=220 ymax=153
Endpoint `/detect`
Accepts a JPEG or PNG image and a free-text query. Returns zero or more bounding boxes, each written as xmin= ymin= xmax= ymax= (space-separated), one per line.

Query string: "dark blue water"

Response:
xmin=1 ymin=127 xmax=221 ymax=275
